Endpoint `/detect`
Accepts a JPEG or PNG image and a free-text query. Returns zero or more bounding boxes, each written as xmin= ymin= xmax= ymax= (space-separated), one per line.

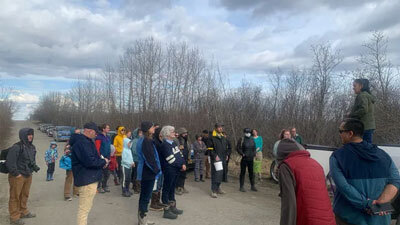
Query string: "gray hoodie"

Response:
xmin=6 ymin=128 xmax=37 ymax=177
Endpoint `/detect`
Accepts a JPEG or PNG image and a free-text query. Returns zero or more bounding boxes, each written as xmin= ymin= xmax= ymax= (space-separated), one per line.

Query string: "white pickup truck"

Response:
xmin=307 ymin=144 xmax=400 ymax=177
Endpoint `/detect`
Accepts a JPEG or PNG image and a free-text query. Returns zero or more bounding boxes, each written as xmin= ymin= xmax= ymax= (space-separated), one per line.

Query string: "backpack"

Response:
xmin=0 ymin=143 xmax=23 ymax=174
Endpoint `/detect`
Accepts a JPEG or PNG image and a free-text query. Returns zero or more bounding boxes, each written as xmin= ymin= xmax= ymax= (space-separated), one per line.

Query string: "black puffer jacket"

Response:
xmin=6 ymin=128 xmax=37 ymax=177
xmin=236 ymin=136 xmax=256 ymax=161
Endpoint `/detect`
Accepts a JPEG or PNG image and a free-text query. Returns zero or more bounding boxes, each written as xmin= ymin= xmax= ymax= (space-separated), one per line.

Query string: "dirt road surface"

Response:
xmin=0 ymin=121 xmax=281 ymax=225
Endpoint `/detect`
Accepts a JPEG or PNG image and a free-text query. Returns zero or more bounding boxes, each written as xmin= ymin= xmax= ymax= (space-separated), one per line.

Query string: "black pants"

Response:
xmin=131 ymin=161 xmax=138 ymax=184
xmin=122 ymin=167 xmax=132 ymax=192
xmin=116 ymin=156 xmax=122 ymax=180
xmin=47 ymin=162 xmax=55 ymax=174
xmin=162 ymin=168 xmax=179 ymax=204
xmin=98 ymin=168 xmax=110 ymax=189
xmin=240 ymin=159 xmax=254 ymax=187
xmin=223 ymin=156 xmax=230 ymax=182
xmin=176 ymin=170 xmax=186 ymax=188
xmin=211 ymin=160 xmax=224 ymax=192
xmin=139 ymin=179 xmax=155 ymax=213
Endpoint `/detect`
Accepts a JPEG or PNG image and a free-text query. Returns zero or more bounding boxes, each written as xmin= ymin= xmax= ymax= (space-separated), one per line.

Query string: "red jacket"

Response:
xmin=283 ymin=150 xmax=335 ymax=225
xmin=108 ymin=155 xmax=118 ymax=171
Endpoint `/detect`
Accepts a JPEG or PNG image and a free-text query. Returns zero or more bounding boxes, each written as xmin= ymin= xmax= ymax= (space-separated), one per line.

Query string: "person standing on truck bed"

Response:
xmin=348 ymin=78 xmax=376 ymax=144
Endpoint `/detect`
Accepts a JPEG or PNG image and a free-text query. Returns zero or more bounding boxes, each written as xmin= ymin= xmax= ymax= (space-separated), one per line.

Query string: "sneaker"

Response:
xmin=175 ymin=188 xmax=183 ymax=196
xmin=211 ymin=192 xmax=217 ymax=198
xmin=217 ymin=188 xmax=225 ymax=194
xmin=122 ymin=191 xmax=131 ymax=197
xmin=21 ymin=212 xmax=36 ymax=219
xmin=239 ymin=187 xmax=246 ymax=192
xmin=10 ymin=219 xmax=24 ymax=225
xmin=64 ymin=197 xmax=72 ymax=201
xmin=251 ymin=186 xmax=258 ymax=192
xmin=182 ymin=188 xmax=189 ymax=194
xmin=97 ymin=188 xmax=105 ymax=194
xmin=103 ymin=187 xmax=110 ymax=192
xmin=200 ymin=179 xmax=205 ymax=182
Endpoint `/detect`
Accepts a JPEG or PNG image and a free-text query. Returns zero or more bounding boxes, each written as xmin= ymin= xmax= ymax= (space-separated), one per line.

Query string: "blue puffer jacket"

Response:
xmin=330 ymin=141 xmax=400 ymax=225
xmin=70 ymin=134 xmax=106 ymax=187
xmin=59 ymin=154 xmax=72 ymax=170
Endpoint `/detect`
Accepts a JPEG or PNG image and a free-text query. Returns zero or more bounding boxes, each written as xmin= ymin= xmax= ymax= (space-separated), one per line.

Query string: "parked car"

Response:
xmin=47 ymin=127 xmax=56 ymax=137
xmin=41 ymin=124 xmax=53 ymax=133
xmin=54 ymin=126 xmax=72 ymax=142
xmin=39 ymin=124 xmax=52 ymax=132
xmin=45 ymin=126 xmax=55 ymax=136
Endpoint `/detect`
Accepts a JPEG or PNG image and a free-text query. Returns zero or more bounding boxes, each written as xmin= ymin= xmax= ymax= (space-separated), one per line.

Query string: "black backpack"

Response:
xmin=0 ymin=143 xmax=23 ymax=174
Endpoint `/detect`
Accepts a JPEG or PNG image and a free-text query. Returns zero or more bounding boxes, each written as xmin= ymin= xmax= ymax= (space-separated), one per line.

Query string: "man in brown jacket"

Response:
xmin=6 ymin=128 xmax=39 ymax=225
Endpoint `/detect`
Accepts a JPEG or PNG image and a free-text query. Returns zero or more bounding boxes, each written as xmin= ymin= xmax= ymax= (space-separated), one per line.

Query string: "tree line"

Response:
xmin=31 ymin=32 xmax=400 ymax=156
xmin=0 ymin=84 xmax=16 ymax=148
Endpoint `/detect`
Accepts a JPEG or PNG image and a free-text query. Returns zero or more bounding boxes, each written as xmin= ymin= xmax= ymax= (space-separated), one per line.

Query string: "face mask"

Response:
xmin=245 ymin=133 xmax=251 ymax=138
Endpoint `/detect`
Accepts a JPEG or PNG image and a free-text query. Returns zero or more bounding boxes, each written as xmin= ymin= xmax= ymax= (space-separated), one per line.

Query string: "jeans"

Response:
xmin=139 ymin=179 xmax=155 ymax=213
xmin=363 ymin=129 xmax=375 ymax=144
xmin=240 ymin=159 xmax=254 ymax=187
xmin=162 ymin=168 xmax=179 ymax=204
xmin=98 ymin=168 xmax=110 ymax=189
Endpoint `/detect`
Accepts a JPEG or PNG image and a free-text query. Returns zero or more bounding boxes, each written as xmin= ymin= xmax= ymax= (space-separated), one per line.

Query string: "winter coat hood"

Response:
xmin=123 ymin=137 xmax=131 ymax=149
xmin=117 ymin=126 xmax=126 ymax=136
xmin=49 ymin=141 xmax=57 ymax=148
xmin=131 ymin=128 xmax=140 ymax=139
xmin=360 ymin=91 xmax=376 ymax=104
xmin=69 ymin=133 xmax=84 ymax=146
xmin=19 ymin=128 xmax=34 ymax=145
xmin=343 ymin=141 xmax=382 ymax=162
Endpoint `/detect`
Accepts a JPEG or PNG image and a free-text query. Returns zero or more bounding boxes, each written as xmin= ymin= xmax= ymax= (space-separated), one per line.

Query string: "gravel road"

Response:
xmin=0 ymin=121 xmax=281 ymax=225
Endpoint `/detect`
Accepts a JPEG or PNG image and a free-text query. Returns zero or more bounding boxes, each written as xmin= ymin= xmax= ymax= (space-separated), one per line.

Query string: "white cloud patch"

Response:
xmin=9 ymin=91 xmax=40 ymax=104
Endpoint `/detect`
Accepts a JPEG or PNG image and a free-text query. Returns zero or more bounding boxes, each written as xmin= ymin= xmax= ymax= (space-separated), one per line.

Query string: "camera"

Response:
xmin=29 ymin=162 xmax=40 ymax=172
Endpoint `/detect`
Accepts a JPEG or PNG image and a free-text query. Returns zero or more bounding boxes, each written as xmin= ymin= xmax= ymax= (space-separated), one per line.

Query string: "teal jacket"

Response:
xmin=330 ymin=141 xmax=400 ymax=225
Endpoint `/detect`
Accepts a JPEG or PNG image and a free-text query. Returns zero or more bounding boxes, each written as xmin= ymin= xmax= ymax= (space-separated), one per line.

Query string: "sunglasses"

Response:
xmin=338 ymin=129 xmax=350 ymax=134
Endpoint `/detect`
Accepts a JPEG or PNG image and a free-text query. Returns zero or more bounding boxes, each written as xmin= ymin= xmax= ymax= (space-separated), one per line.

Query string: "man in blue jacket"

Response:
xmin=330 ymin=119 xmax=400 ymax=225
xmin=71 ymin=122 xmax=109 ymax=225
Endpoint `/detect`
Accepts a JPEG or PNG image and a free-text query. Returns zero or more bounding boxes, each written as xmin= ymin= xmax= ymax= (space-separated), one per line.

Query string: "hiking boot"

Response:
xmin=21 ymin=212 xmax=36 ymax=219
xmin=155 ymin=192 xmax=167 ymax=208
xmin=240 ymin=187 xmax=246 ymax=192
xmin=169 ymin=201 xmax=183 ymax=215
xmin=163 ymin=207 xmax=178 ymax=219
xmin=211 ymin=192 xmax=217 ymax=198
xmin=217 ymin=188 xmax=225 ymax=194
xmin=175 ymin=187 xmax=183 ymax=195
xmin=64 ymin=197 xmax=72 ymax=201
xmin=134 ymin=180 xmax=141 ymax=193
xmin=150 ymin=193 xmax=164 ymax=211
xmin=97 ymin=188 xmax=105 ymax=194
xmin=103 ymin=187 xmax=110 ymax=192
xmin=10 ymin=219 xmax=24 ymax=225
xmin=251 ymin=186 xmax=258 ymax=192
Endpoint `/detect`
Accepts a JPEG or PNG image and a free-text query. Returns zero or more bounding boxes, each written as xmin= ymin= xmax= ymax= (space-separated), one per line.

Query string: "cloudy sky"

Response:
xmin=1 ymin=0 xmax=399 ymax=119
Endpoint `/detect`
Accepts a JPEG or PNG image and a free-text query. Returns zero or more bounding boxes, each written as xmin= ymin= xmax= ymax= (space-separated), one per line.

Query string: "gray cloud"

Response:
xmin=121 ymin=0 xmax=172 ymax=18
xmin=217 ymin=0 xmax=377 ymax=16
xmin=357 ymin=1 xmax=400 ymax=32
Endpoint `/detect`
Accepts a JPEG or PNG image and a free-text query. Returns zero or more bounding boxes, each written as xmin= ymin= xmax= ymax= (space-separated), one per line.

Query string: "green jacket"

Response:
xmin=349 ymin=91 xmax=376 ymax=130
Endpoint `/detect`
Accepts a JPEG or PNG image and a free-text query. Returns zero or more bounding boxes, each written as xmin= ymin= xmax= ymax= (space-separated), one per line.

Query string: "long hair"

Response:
xmin=354 ymin=78 xmax=371 ymax=94
xmin=279 ymin=129 xmax=290 ymax=140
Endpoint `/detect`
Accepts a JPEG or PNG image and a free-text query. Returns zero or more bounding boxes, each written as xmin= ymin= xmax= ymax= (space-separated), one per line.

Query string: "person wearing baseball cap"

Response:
xmin=70 ymin=122 xmax=109 ymax=225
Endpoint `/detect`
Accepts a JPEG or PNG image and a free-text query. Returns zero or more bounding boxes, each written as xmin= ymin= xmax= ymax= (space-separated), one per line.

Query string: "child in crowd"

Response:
xmin=109 ymin=145 xmax=119 ymax=185
xmin=59 ymin=144 xmax=78 ymax=201
xmin=192 ymin=134 xmax=206 ymax=182
xmin=121 ymin=130 xmax=133 ymax=197
xmin=45 ymin=142 xmax=58 ymax=181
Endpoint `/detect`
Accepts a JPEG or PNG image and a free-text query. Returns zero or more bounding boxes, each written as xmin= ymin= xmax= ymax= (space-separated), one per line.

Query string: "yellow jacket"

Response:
xmin=113 ymin=126 xmax=126 ymax=157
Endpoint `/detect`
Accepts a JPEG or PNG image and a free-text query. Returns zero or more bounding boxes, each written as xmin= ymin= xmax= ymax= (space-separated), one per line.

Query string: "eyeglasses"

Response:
xmin=338 ymin=129 xmax=350 ymax=134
